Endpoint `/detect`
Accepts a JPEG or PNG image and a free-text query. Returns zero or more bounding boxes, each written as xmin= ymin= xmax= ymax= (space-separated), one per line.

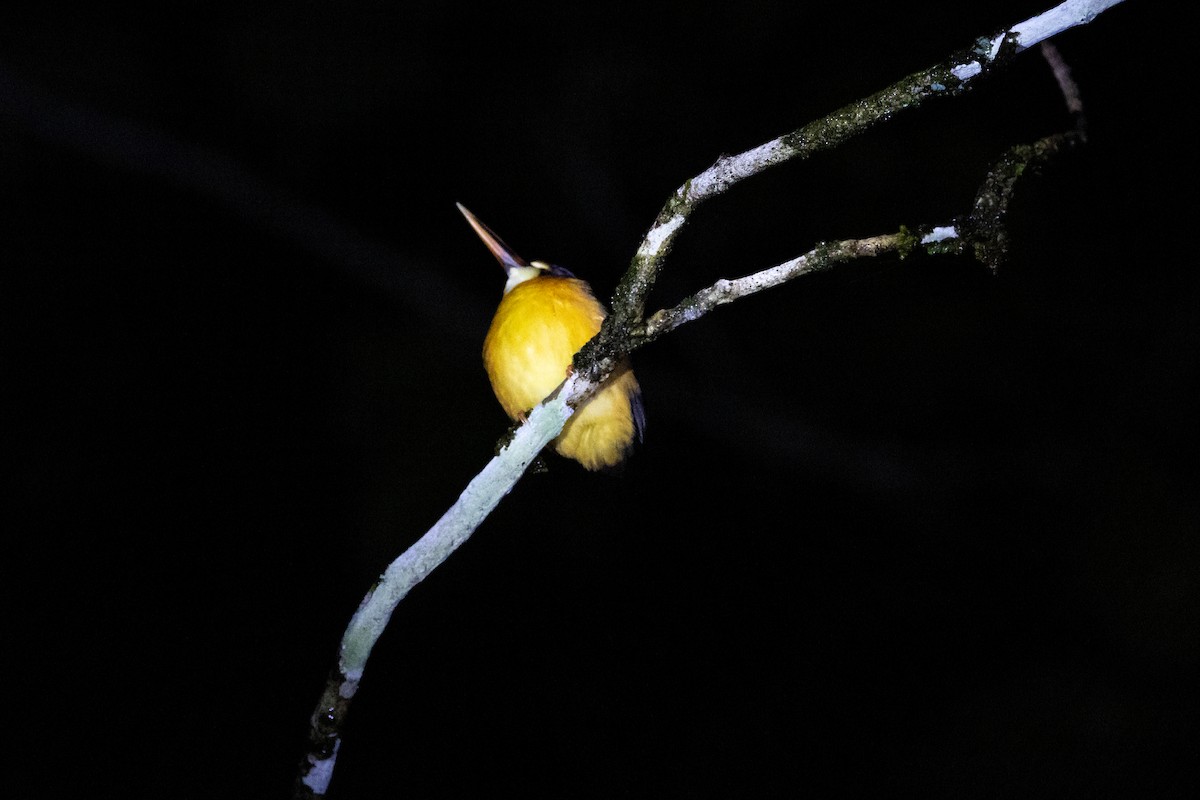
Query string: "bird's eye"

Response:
xmin=530 ymin=260 xmax=578 ymax=278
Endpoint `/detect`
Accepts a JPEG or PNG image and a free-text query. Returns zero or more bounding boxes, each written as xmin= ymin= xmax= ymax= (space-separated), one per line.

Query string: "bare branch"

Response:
xmin=598 ymin=0 xmax=1126 ymax=339
xmin=637 ymin=234 xmax=911 ymax=344
xmin=293 ymin=2 xmax=1123 ymax=795
xmin=1011 ymin=0 xmax=1126 ymax=51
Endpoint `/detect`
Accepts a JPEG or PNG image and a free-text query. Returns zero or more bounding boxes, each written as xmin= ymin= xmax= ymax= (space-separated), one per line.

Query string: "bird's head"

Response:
xmin=457 ymin=203 xmax=574 ymax=294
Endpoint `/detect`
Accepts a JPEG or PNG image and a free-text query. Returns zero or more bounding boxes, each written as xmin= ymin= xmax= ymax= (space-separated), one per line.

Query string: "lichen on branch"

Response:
xmin=293 ymin=3 xmax=1122 ymax=796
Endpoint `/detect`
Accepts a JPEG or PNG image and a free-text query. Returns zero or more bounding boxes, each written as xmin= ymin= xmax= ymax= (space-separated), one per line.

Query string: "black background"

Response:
xmin=5 ymin=1 xmax=1196 ymax=797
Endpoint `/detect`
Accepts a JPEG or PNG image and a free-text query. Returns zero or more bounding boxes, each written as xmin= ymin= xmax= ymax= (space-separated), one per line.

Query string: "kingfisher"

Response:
xmin=458 ymin=203 xmax=644 ymax=471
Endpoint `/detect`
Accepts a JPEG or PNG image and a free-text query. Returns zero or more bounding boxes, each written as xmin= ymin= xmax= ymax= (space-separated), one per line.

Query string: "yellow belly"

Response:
xmin=483 ymin=276 xmax=642 ymax=471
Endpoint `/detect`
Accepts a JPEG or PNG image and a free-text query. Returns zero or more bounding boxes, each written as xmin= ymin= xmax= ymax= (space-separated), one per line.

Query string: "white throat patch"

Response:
xmin=503 ymin=264 xmax=546 ymax=294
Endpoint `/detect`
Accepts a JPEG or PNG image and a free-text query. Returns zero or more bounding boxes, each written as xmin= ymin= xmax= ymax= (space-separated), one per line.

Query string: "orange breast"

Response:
xmin=483 ymin=275 xmax=642 ymax=470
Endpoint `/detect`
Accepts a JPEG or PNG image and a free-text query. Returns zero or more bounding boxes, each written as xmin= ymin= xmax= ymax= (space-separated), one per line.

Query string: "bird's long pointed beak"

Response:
xmin=456 ymin=203 xmax=529 ymax=273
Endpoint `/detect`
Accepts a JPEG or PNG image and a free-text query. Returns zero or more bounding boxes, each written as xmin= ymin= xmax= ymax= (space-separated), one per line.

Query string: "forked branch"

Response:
xmin=294 ymin=3 xmax=1120 ymax=796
